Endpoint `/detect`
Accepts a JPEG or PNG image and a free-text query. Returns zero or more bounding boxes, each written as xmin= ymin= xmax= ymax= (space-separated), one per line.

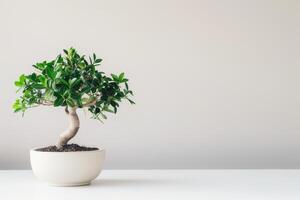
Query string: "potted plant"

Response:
xmin=13 ymin=48 xmax=134 ymax=186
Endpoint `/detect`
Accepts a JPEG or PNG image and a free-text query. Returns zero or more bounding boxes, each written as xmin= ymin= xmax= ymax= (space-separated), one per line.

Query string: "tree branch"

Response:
xmin=65 ymin=106 xmax=69 ymax=114
xmin=27 ymin=100 xmax=53 ymax=108
xmin=41 ymin=102 xmax=53 ymax=106
xmin=38 ymin=99 xmax=54 ymax=106
xmin=82 ymin=99 xmax=97 ymax=107
xmin=81 ymin=94 xmax=101 ymax=107
xmin=57 ymin=107 xmax=80 ymax=148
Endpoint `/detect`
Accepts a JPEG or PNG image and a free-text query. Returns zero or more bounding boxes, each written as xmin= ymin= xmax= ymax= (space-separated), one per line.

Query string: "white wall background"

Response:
xmin=0 ymin=0 xmax=300 ymax=169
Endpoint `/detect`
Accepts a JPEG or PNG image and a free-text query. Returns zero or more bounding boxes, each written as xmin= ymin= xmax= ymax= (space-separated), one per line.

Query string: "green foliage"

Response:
xmin=13 ymin=48 xmax=134 ymax=121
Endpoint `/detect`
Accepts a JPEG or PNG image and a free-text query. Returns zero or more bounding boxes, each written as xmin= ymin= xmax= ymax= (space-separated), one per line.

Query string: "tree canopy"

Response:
xmin=13 ymin=47 xmax=134 ymax=121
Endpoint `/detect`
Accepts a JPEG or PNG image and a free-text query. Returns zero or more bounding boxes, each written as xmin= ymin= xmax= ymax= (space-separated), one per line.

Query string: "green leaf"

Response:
xmin=75 ymin=98 xmax=83 ymax=107
xmin=111 ymin=74 xmax=119 ymax=81
xmin=126 ymin=98 xmax=135 ymax=104
xmin=66 ymin=98 xmax=75 ymax=107
xmin=70 ymin=92 xmax=81 ymax=100
xmin=100 ymin=112 xmax=107 ymax=119
xmin=19 ymin=74 xmax=26 ymax=83
xmin=47 ymin=79 xmax=53 ymax=88
xmin=128 ymin=90 xmax=133 ymax=95
xmin=32 ymin=84 xmax=45 ymax=89
xmin=54 ymin=55 xmax=63 ymax=66
xmin=27 ymin=73 xmax=37 ymax=81
xmin=15 ymin=74 xmax=26 ymax=87
xmin=44 ymin=90 xmax=54 ymax=101
xmin=69 ymin=78 xmax=77 ymax=86
xmin=55 ymin=71 xmax=62 ymax=79
xmin=63 ymin=49 xmax=68 ymax=55
xmin=119 ymin=72 xmax=124 ymax=80
xmin=14 ymin=107 xmax=22 ymax=112
xmin=24 ymin=90 xmax=31 ymax=98
xmin=110 ymin=101 xmax=119 ymax=107
xmin=45 ymin=66 xmax=55 ymax=79
xmin=81 ymin=86 xmax=91 ymax=94
xmin=70 ymin=79 xmax=81 ymax=88
xmin=95 ymin=107 xmax=100 ymax=114
xmin=63 ymin=90 xmax=70 ymax=98
xmin=54 ymin=96 xmax=64 ymax=107
xmin=33 ymin=62 xmax=46 ymax=70
xmin=58 ymin=78 xmax=69 ymax=86
xmin=38 ymin=75 xmax=47 ymax=87
xmin=121 ymin=78 xmax=128 ymax=83
xmin=95 ymin=58 xmax=102 ymax=63
xmin=14 ymin=81 xmax=22 ymax=87
xmin=103 ymin=106 xmax=114 ymax=113
xmin=113 ymin=106 xmax=117 ymax=113
xmin=12 ymin=99 xmax=22 ymax=112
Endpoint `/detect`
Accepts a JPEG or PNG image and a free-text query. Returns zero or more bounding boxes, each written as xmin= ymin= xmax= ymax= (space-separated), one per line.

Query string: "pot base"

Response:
xmin=48 ymin=181 xmax=91 ymax=187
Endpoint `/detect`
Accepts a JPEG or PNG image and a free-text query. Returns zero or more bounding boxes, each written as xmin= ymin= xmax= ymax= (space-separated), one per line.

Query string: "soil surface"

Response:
xmin=35 ymin=143 xmax=99 ymax=152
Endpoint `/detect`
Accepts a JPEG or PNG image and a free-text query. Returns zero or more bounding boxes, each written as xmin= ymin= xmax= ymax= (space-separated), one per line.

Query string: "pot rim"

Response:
xmin=30 ymin=147 xmax=105 ymax=153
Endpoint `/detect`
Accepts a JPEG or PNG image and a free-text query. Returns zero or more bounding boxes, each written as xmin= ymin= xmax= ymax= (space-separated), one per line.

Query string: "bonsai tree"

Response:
xmin=13 ymin=48 xmax=134 ymax=149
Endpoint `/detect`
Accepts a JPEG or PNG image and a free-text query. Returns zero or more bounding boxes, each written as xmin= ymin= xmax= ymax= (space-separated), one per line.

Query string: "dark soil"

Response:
xmin=35 ymin=143 xmax=99 ymax=152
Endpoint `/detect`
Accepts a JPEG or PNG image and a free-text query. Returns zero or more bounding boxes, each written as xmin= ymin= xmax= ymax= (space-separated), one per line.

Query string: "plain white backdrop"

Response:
xmin=0 ymin=0 xmax=300 ymax=169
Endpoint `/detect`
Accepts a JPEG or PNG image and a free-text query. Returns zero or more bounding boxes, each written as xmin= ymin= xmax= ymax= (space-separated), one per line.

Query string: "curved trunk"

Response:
xmin=56 ymin=107 xmax=80 ymax=149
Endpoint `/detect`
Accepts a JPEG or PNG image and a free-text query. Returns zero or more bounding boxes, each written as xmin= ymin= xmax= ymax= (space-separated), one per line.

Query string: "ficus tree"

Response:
xmin=13 ymin=48 xmax=134 ymax=148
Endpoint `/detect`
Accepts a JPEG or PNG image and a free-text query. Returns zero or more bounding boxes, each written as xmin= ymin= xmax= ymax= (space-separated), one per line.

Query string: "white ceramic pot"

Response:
xmin=30 ymin=148 xmax=105 ymax=186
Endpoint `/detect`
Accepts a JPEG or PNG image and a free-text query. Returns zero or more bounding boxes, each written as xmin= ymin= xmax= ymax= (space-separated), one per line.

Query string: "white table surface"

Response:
xmin=1 ymin=170 xmax=300 ymax=200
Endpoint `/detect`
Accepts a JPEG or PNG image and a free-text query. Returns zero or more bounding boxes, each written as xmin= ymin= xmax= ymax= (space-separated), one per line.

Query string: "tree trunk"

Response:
xmin=56 ymin=107 xmax=80 ymax=149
